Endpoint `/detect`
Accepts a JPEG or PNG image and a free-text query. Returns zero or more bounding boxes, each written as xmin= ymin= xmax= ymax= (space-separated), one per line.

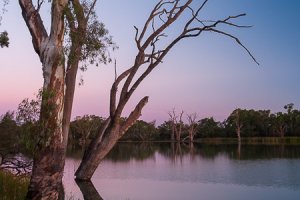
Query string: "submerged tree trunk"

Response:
xmin=75 ymin=0 xmax=258 ymax=181
xmin=76 ymin=97 xmax=148 ymax=180
xmin=75 ymin=120 xmax=118 ymax=180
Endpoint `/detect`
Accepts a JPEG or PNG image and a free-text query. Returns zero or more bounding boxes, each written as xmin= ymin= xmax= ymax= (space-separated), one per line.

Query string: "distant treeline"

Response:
xmin=1 ymin=103 xmax=300 ymax=152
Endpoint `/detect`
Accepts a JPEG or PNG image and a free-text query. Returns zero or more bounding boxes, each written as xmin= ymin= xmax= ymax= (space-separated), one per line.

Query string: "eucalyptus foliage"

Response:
xmin=0 ymin=0 xmax=9 ymax=48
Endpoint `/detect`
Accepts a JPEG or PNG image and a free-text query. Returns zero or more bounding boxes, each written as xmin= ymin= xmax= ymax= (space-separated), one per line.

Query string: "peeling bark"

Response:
xmin=19 ymin=0 xmax=100 ymax=198
xmin=19 ymin=0 xmax=67 ymax=199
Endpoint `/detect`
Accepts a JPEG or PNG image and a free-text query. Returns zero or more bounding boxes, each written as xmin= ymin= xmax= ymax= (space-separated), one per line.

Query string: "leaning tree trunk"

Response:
xmin=75 ymin=121 xmax=119 ymax=180
xmin=75 ymin=97 xmax=148 ymax=180
xmin=19 ymin=0 xmax=68 ymax=199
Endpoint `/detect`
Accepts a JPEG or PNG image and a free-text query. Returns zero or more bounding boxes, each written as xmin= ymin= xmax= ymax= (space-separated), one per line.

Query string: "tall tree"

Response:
xmin=75 ymin=0 xmax=258 ymax=181
xmin=271 ymin=112 xmax=287 ymax=137
xmin=197 ymin=117 xmax=222 ymax=137
xmin=226 ymin=108 xmax=247 ymax=141
xmin=19 ymin=0 xmax=67 ymax=198
xmin=18 ymin=0 xmax=112 ymax=198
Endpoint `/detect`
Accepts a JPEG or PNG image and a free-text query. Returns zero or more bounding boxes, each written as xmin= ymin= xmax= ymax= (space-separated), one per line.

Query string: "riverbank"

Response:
xmin=193 ymin=137 xmax=300 ymax=145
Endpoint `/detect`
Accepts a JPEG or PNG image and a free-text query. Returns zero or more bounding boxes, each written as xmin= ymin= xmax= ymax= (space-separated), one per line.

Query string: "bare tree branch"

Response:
xmin=86 ymin=0 xmax=98 ymax=21
xmin=119 ymin=96 xmax=149 ymax=135
xmin=75 ymin=0 xmax=260 ymax=181
xmin=110 ymin=67 xmax=133 ymax=116
xmin=208 ymin=28 xmax=259 ymax=65
xmin=37 ymin=0 xmax=44 ymax=12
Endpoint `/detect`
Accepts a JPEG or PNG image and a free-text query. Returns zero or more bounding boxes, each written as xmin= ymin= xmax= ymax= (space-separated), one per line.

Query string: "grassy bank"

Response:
xmin=0 ymin=170 xmax=29 ymax=200
xmin=195 ymin=137 xmax=300 ymax=145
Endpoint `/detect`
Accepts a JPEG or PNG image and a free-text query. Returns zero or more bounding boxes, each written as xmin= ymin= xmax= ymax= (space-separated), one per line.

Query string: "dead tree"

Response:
xmin=75 ymin=0 xmax=258 ymax=181
xmin=187 ymin=113 xmax=198 ymax=142
xmin=168 ymin=109 xmax=184 ymax=142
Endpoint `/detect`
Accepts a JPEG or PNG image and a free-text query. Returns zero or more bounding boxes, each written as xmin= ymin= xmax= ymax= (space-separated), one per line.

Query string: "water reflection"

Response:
xmin=64 ymin=142 xmax=300 ymax=200
xmin=75 ymin=180 xmax=103 ymax=200
xmin=100 ymin=142 xmax=300 ymax=161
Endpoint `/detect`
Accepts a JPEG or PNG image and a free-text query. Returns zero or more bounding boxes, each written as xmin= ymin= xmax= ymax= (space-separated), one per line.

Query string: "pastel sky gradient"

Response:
xmin=0 ymin=0 xmax=299 ymax=124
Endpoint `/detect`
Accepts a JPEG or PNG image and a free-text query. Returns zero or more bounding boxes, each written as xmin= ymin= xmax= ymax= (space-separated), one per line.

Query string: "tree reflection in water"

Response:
xmin=75 ymin=180 xmax=103 ymax=200
xmin=63 ymin=142 xmax=300 ymax=199
xmin=68 ymin=142 xmax=300 ymax=163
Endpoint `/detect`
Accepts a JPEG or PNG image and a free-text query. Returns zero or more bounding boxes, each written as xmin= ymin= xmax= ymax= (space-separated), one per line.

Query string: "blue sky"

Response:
xmin=0 ymin=0 xmax=299 ymax=124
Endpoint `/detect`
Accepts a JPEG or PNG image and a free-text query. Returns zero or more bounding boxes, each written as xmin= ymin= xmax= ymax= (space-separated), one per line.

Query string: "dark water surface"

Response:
xmin=63 ymin=143 xmax=300 ymax=200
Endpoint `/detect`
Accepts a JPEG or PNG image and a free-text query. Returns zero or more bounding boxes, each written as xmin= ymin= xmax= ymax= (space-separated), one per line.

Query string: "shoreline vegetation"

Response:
xmin=116 ymin=137 xmax=300 ymax=145
xmin=1 ymin=103 xmax=300 ymax=153
xmin=0 ymin=170 xmax=29 ymax=200
xmin=195 ymin=137 xmax=300 ymax=145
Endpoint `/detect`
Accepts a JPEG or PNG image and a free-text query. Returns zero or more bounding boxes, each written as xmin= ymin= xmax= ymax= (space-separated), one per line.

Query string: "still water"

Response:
xmin=63 ymin=143 xmax=300 ymax=200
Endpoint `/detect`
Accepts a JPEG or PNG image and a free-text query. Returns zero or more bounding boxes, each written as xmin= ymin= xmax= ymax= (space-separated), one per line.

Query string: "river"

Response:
xmin=62 ymin=142 xmax=300 ymax=200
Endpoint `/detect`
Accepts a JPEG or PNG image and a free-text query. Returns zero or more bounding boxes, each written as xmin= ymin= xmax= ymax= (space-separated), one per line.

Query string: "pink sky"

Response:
xmin=1 ymin=0 xmax=300 ymax=124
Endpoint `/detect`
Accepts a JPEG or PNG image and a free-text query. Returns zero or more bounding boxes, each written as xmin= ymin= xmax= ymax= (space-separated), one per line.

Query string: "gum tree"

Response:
xmin=75 ymin=0 xmax=258 ymax=181
xmin=18 ymin=0 xmax=112 ymax=199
